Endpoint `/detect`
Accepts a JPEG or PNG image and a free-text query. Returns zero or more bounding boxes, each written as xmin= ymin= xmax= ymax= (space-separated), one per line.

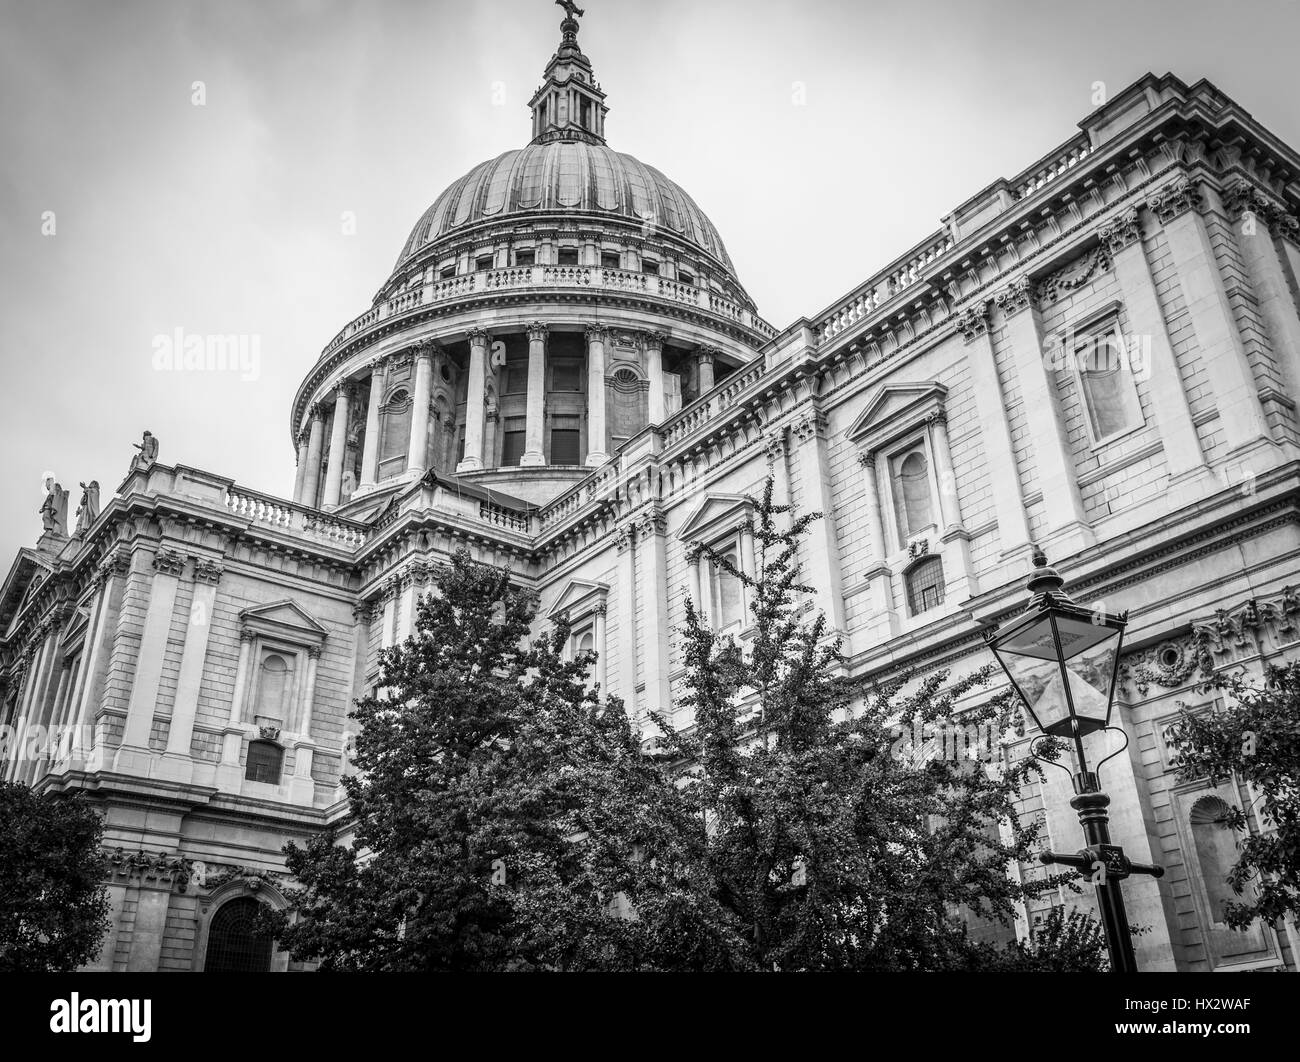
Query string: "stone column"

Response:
xmin=458 ymin=329 xmax=489 ymax=472
xmin=585 ymin=325 xmax=609 ymax=466
xmin=1150 ymin=177 xmax=1272 ymax=455
xmin=688 ymin=547 xmax=704 ymax=620
xmin=68 ymin=550 xmax=128 ymax=772
xmin=995 ymin=278 xmax=1092 ymax=555
xmin=216 ymin=627 xmax=256 ymax=791
xmin=791 ymin=408 xmax=846 ymax=633
xmin=857 ymin=452 xmax=899 ymax=638
xmin=407 ymin=345 xmax=434 ymax=474
xmin=740 ymin=520 xmax=758 ymax=624
xmin=616 ymin=522 xmax=637 ymax=714
xmin=291 ymin=430 xmax=309 ymax=504
xmin=359 ymin=356 xmax=388 ymax=488
xmin=1098 ymin=207 xmax=1206 ymax=479
xmin=321 ymin=382 xmax=353 ymax=508
xmin=696 ymin=347 xmax=716 ymax=394
xmin=299 ymin=405 xmax=326 ymax=507
xmin=637 ymin=509 xmax=671 ymax=727
xmin=522 ymin=322 xmax=548 ymax=466
xmin=114 ymin=549 xmax=187 ymax=774
xmin=645 ymin=331 xmax=667 ymax=424
xmin=1224 ymin=184 xmax=1300 ymax=417
xmin=593 ymin=602 xmax=608 ymax=693
xmin=927 ymin=410 xmax=976 ymax=601
xmin=290 ymin=646 xmax=321 ymax=803
xmin=159 ymin=558 xmax=223 ymax=783
xmin=958 ymin=305 xmax=1031 ymax=563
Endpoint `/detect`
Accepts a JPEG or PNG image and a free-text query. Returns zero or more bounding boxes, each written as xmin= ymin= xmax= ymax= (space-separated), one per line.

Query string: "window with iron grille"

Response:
xmin=245 ymin=740 xmax=283 ymax=784
xmin=204 ymin=898 xmax=273 ymax=973
xmin=905 ymin=556 xmax=945 ymax=616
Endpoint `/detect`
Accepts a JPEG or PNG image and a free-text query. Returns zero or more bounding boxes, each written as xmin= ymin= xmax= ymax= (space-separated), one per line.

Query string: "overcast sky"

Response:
xmin=2 ymin=0 xmax=1298 ymax=561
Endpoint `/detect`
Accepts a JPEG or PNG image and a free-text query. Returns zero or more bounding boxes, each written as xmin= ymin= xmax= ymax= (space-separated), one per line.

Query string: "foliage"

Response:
xmin=1167 ymin=661 xmax=1300 ymax=929
xmin=0 ymin=782 xmax=109 ymax=972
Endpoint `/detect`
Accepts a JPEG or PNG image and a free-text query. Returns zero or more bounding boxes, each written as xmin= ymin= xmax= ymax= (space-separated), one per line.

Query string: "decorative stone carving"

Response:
xmin=953 ymin=304 xmax=990 ymax=342
xmin=638 ymin=508 xmax=666 ymax=537
xmin=1147 ymin=178 xmax=1203 ymax=224
xmin=103 ymin=847 xmax=195 ymax=892
xmin=615 ymin=522 xmax=636 ymax=553
xmin=1037 ymin=245 xmax=1113 ymax=305
xmin=993 ymin=276 xmax=1039 ymax=316
xmin=908 ymin=538 xmax=930 ymax=560
xmin=526 ymin=321 xmax=549 ymax=342
xmin=152 ymin=549 xmax=186 ymax=577
xmin=856 ymin=450 xmax=876 ymax=470
xmin=1097 ymin=208 xmax=1142 ymax=255
xmin=258 ymin=724 xmax=281 ymax=741
xmin=764 ymin=430 xmax=787 ymax=463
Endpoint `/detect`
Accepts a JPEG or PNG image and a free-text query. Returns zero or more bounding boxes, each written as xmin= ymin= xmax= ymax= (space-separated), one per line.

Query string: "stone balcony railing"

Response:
xmin=321 ymin=264 xmax=777 ymax=358
xmin=223 ymin=486 xmax=370 ymax=549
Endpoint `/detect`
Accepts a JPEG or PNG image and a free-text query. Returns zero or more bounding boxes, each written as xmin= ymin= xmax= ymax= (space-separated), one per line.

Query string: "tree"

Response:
xmin=658 ymin=478 xmax=1073 ymax=970
xmin=270 ymin=548 xmax=743 ymax=971
xmin=972 ymin=907 xmax=1109 ymax=972
xmin=1166 ymin=660 xmax=1300 ymax=929
xmin=0 ymin=782 xmax=109 ymax=972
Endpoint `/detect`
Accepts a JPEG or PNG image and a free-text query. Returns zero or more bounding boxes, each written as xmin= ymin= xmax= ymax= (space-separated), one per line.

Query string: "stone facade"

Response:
xmin=3 ymin=14 xmax=1300 ymax=971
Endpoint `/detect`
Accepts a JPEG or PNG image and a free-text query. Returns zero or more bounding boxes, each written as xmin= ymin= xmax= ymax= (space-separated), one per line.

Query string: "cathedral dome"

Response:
xmin=394 ymin=141 xmax=738 ymax=278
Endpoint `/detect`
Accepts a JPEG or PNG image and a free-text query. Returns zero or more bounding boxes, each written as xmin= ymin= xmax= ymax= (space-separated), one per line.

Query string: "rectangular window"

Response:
xmin=905 ymin=557 xmax=946 ymax=616
xmin=515 ymin=249 xmax=535 ymax=267
xmin=678 ymin=270 xmax=695 ymax=286
xmin=245 ymin=741 xmax=283 ymax=784
xmin=502 ymin=417 xmax=526 ymax=465
xmin=557 ymin=247 xmax=580 ymax=266
xmin=551 ymin=415 xmax=581 ymax=465
xmin=601 ymin=251 xmax=621 ymax=270
xmin=475 ymin=256 xmax=493 ymax=272
xmin=504 ymin=360 xmax=528 ymax=395
xmin=439 ymin=265 xmax=456 ymax=279
xmin=642 ymin=258 xmax=660 ymax=275
xmin=1074 ymin=322 xmax=1144 ymax=444
xmin=710 ymin=546 xmax=745 ymax=632
xmin=551 ymin=361 xmax=582 ymax=392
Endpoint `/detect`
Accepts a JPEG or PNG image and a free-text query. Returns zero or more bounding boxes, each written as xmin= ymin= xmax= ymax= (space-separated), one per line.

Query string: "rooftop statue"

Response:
xmin=75 ymin=480 xmax=101 ymax=535
xmin=39 ymin=476 xmax=69 ymax=537
xmin=131 ymin=430 xmax=159 ymax=471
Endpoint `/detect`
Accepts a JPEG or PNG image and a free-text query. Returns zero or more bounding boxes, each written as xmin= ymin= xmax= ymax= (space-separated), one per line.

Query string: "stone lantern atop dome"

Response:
xmin=529 ymin=1 xmax=608 ymax=144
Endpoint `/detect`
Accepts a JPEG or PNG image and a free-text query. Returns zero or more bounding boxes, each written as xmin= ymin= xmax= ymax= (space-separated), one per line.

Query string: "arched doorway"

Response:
xmin=203 ymin=897 xmax=273 ymax=973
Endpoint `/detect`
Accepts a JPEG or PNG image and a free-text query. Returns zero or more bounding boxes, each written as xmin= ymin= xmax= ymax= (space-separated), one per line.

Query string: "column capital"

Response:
xmin=954 ymin=303 xmax=990 ymax=342
xmin=367 ymin=353 xmax=390 ymax=375
xmin=238 ymin=625 xmax=257 ymax=643
xmin=856 ymin=449 xmax=877 ymax=469
xmin=526 ymin=321 xmax=549 ymax=343
xmin=306 ymin=645 xmax=323 ymax=660
xmin=993 ymin=276 xmax=1039 ymax=317
xmin=1097 ymin=207 xmax=1143 ymax=255
xmin=192 ymin=558 xmax=224 ymax=585
xmin=593 ymin=600 xmax=608 ymax=616
xmin=637 ymin=507 xmax=666 ymax=538
xmin=924 ymin=408 xmax=948 ymax=428
xmin=308 ymin=402 xmax=326 ymax=423
xmin=585 ymin=324 xmax=609 ymax=343
xmin=641 ymin=330 xmax=668 ymax=350
xmin=695 ymin=345 xmax=720 ymax=365
xmin=615 ymin=522 xmax=637 ymax=553
xmin=466 ymin=327 xmax=491 ymax=347
xmin=791 ymin=408 xmax=828 ymax=442
xmin=152 ymin=549 xmax=186 ymax=577
xmin=1147 ymin=177 xmax=1204 ymax=224
xmin=764 ymin=429 xmax=787 ymax=463
xmin=332 ymin=379 xmax=355 ymax=402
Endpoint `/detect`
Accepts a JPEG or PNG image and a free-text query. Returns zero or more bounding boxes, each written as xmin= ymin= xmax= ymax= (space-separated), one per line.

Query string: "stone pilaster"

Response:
xmin=158 ymin=557 xmax=223 ymax=783
xmin=791 ymin=407 xmax=845 ymax=634
xmin=522 ymin=322 xmax=548 ymax=466
xmin=459 ymin=329 xmax=489 ymax=472
xmin=585 ymin=325 xmax=609 ymax=465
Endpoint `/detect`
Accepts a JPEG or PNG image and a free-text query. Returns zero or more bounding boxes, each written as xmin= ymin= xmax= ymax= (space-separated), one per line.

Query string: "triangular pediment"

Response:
xmin=240 ymin=599 xmax=328 ymax=639
xmin=548 ymin=578 xmax=609 ymax=618
xmin=0 ymin=550 xmax=55 ymax=639
xmin=845 ymin=382 xmax=947 ymax=447
xmin=677 ymin=494 xmax=753 ymax=542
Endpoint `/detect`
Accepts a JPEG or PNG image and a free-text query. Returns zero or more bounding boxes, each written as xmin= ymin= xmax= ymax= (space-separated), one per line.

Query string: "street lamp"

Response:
xmin=983 ymin=547 xmax=1163 ymax=973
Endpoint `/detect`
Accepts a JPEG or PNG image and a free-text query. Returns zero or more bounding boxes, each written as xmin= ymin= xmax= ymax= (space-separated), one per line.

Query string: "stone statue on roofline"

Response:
xmin=131 ymin=430 xmax=159 ymax=471
xmin=39 ymin=476 xmax=69 ymax=537
xmin=75 ymin=480 xmax=101 ymax=535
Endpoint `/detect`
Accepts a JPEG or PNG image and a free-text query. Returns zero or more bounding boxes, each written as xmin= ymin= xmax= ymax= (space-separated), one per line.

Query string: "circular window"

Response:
xmin=1158 ymin=645 xmax=1180 ymax=669
xmin=440 ymin=364 xmax=451 ymax=383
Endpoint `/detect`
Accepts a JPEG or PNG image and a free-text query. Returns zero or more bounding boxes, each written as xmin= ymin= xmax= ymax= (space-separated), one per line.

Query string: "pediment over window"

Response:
xmin=677 ymin=493 xmax=753 ymax=543
xmin=845 ymin=382 xmax=947 ymax=452
xmin=547 ymin=579 xmax=609 ymax=620
xmin=239 ymin=600 xmax=328 ymax=645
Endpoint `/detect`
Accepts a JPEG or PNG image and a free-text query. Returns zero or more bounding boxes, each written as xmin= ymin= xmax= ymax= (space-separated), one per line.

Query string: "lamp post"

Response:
xmin=982 ymin=548 xmax=1163 ymax=973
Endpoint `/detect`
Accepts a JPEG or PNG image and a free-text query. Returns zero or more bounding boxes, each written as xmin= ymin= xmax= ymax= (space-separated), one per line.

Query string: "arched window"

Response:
xmin=893 ymin=447 xmax=934 ymax=540
xmin=577 ymin=630 xmax=594 ymax=656
xmin=204 ymin=897 xmax=273 ymax=973
xmin=711 ymin=549 xmax=744 ymax=631
xmin=905 ymin=556 xmax=945 ymax=616
xmin=1190 ymin=796 xmax=1241 ymax=926
xmin=245 ymin=740 xmax=284 ymax=784
xmin=255 ymin=654 xmax=290 ymax=724
xmin=380 ymin=389 xmax=412 ymax=465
